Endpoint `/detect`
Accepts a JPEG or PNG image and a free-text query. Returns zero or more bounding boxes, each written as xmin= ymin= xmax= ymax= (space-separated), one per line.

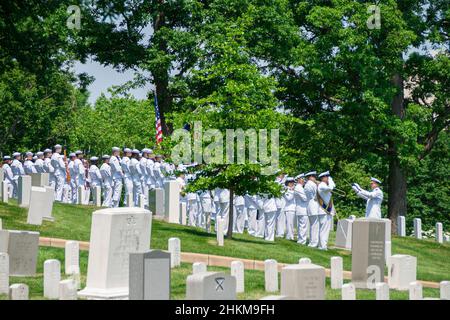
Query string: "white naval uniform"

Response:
xmin=24 ymin=160 xmax=36 ymax=175
xmin=74 ymin=158 xmax=89 ymax=204
xmin=10 ymin=159 xmax=24 ymax=198
xmin=356 ymin=186 xmax=383 ymax=219
xmin=130 ymin=158 xmax=143 ymax=206
xmin=200 ymin=191 xmax=213 ymax=232
xmin=100 ymin=163 xmax=113 ymax=207
xmin=68 ymin=161 xmax=77 ymax=204
xmin=44 ymin=157 xmax=55 ymax=189
xmin=109 ymin=155 xmax=123 ymax=208
xmin=213 ymin=188 xmax=221 ymax=221
xmin=121 ymin=156 xmax=133 ymax=206
xmin=275 ymin=178 xmax=286 ymax=238
xmin=139 ymin=157 xmax=149 ymax=207
xmin=34 ymin=158 xmax=45 ymax=173
xmin=294 ymin=183 xmax=308 ymax=244
xmin=304 ymin=180 xmax=320 ymax=248
xmin=283 ymin=188 xmax=296 ymax=240
xmin=218 ymin=189 xmax=230 ymax=234
xmin=2 ymin=163 xmax=14 ymax=197
xmin=244 ymin=194 xmax=258 ymax=236
xmin=51 ymin=153 xmax=66 ymax=202
xmin=233 ymin=195 xmax=246 ymax=234
xmin=152 ymin=162 xmax=165 ymax=188
xmin=317 ymin=177 xmax=335 ymax=250
xmin=146 ymin=158 xmax=156 ymax=190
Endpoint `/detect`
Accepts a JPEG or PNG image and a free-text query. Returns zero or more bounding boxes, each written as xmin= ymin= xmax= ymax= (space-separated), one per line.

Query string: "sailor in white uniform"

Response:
xmin=317 ymin=171 xmax=335 ymax=250
xmin=130 ymin=149 xmax=143 ymax=206
xmin=140 ymin=149 xmax=150 ymax=207
xmin=11 ymin=152 xmax=25 ymax=198
xmin=2 ymin=156 xmax=14 ymax=197
xmin=233 ymin=195 xmax=246 ymax=234
xmin=275 ymin=173 xmax=286 ymax=238
xmin=200 ymin=190 xmax=213 ymax=232
xmin=121 ymin=148 xmax=133 ymax=206
xmin=51 ymin=145 xmax=66 ymax=202
xmin=304 ymin=171 xmax=320 ymax=248
xmin=352 ymin=177 xmax=384 ymax=219
xmin=219 ymin=188 xmax=230 ymax=234
xmin=43 ymin=149 xmax=55 ymax=189
xmin=89 ymin=156 xmax=102 ymax=199
xmin=110 ymin=147 xmax=123 ymax=208
xmin=283 ymin=177 xmax=296 ymax=240
xmin=294 ymin=174 xmax=308 ymax=244
xmin=34 ymin=152 xmax=45 ymax=173
xmin=68 ymin=153 xmax=77 ymax=204
xmin=23 ymin=152 xmax=37 ymax=174
xmin=244 ymin=194 xmax=258 ymax=236
xmin=100 ymin=155 xmax=113 ymax=207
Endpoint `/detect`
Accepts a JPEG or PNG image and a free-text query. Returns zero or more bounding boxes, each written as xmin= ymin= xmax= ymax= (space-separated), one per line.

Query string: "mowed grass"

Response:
xmin=1 ymin=200 xmax=449 ymax=284
xmin=0 ymin=246 xmax=440 ymax=300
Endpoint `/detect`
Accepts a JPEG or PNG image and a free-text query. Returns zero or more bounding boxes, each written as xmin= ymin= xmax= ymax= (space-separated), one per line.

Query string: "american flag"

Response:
xmin=154 ymin=92 xmax=163 ymax=144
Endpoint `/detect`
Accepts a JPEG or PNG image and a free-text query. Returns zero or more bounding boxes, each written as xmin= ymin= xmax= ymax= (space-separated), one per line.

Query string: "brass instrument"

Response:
xmin=333 ymin=187 xmax=347 ymax=197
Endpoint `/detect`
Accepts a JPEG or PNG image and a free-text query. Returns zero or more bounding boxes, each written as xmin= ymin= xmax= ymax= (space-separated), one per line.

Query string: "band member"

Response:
xmin=317 ymin=171 xmax=335 ymax=250
xmin=304 ymin=171 xmax=320 ymax=248
xmin=121 ymin=148 xmax=133 ymax=206
xmin=100 ymin=155 xmax=113 ymax=207
xmin=23 ymin=152 xmax=36 ymax=174
xmin=51 ymin=144 xmax=66 ymax=202
xmin=352 ymin=177 xmax=383 ymax=219
xmin=110 ymin=147 xmax=123 ymax=208
xmin=283 ymin=177 xmax=296 ymax=240
xmin=294 ymin=174 xmax=308 ymax=244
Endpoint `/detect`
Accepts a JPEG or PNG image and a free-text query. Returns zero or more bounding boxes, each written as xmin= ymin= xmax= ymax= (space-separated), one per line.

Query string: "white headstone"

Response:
xmin=280 ymin=263 xmax=325 ymax=300
xmin=335 ymin=218 xmax=353 ymax=250
xmin=341 ymin=283 xmax=356 ymax=300
xmin=440 ymin=281 xmax=450 ymax=300
xmin=388 ymin=254 xmax=417 ymax=291
xmin=0 ymin=253 xmax=9 ymax=294
xmin=138 ymin=194 xmax=145 ymax=209
xmin=179 ymin=202 xmax=187 ymax=225
xmin=299 ymin=257 xmax=311 ymax=264
xmin=0 ymin=230 xmax=39 ymax=276
xmin=1 ymin=181 xmax=9 ymax=203
xmin=9 ymin=283 xmax=29 ymax=300
xmin=168 ymin=237 xmax=181 ymax=268
xmin=217 ymin=217 xmax=225 ymax=246
xmin=409 ymin=281 xmax=422 ymax=300
xmin=444 ymin=235 xmax=450 ymax=242
xmin=149 ymin=188 xmax=164 ymax=216
xmin=42 ymin=186 xmax=55 ymax=221
xmin=193 ymin=262 xmax=207 ymax=274
xmin=18 ymin=175 xmax=32 ymax=208
xmin=59 ymin=279 xmax=78 ymax=300
xmin=27 ymin=186 xmax=54 ymax=225
xmin=70 ymin=266 xmax=81 ymax=290
xmin=93 ymin=186 xmax=102 ymax=207
xmin=436 ymin=222 xmax=443 ymax=243
xmin=0 ymin=218 xmax=2 ymax=230
xmin=44 ymin=259 xmax=61 ymax=299
xmin=129 ymin=250 xmax=171 ymax=300
xmin=78 ymin=207 xmax=152 ymax=300
xmin=31 ymin=172 xmax=50 ymax=187
xmin=186 ymin=272 xmax=236 ymax=300
xmin=376 ymin=282 xmax=389 ymax=300
xmin=164 ymin=180 xmax=180 ymax=223
xmin=413 ymin=218 xmax=422 ymax=239
xmin=127 ymin=193 xmax=134 ymax=207
xmin=77 ymin=186 xmax=84 ymax=205
xmin=397 ymin=216 xmax=406 ymax=236
xmin=65 ymin=241 xmax=79 ymax=275
xmin=331 ymin=256 xmax=343 ymax=289
xmin=231 ymin=261 xmax=244 ymax=293
xmin=264 ymin=259 xmax=278 ymax=292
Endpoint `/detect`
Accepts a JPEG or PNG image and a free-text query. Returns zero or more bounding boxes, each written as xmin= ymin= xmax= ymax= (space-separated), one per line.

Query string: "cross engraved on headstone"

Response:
xmin=127 ymin=215 xmax=137 ymax=226
xmin=215 ymin=277 xmax=225 ymax=291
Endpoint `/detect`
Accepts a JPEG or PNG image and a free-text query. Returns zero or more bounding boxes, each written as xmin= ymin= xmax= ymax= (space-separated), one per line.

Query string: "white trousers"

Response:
xmin=264 ymin=211 xmax=277 ymax=242
xmin=296 ymin=215 xmax=309 ymax=244
xmin=233 ymin=205 xmax=245 ymax=234
xmin=132 ymin=179 xmax=142 ymax=206
xmin=123 ymin=177 xmax=133 ymax=206
xmin=308 ymin=215 xmax=320 ymax=248
xmin=111 ymin=178 xmax=123 ymax=208
xmin=276 ymin=208 xmax=286 ymax=237
xmin=188 ymin=199 xmax=198 ymax=227
xmin=246 ymin=208 xmax=257 ymax=236
xmin=142 ymin=183 xmax=149 ymax=207
xmin=62 ymin=183 xmax=71 ymax=203
xmin=318 ymin=214 xmax=332 ymax=250
xmin=255 ymin=210 xmax=265 ymax=238
xmin=70 ymin=180 xmax=77 ymax=204
xmin=103 ymin=184 xmax=112 ymax=207
xmin=54 ymin=174 xmax=65 ymax=202
xmin=219 ymin=202 xmax=230 ymax=234
xmin=284 ymin=210 xmax=296 ymax=240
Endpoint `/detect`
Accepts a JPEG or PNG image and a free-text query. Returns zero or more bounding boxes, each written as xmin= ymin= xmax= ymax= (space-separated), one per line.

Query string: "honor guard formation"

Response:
xmin=1 ymin=145 xmax=383 ymax=250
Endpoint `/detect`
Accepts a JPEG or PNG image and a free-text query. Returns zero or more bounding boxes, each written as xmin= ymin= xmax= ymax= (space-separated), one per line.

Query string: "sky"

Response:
xmin=74 ymin=59 xmax=148 ymax=104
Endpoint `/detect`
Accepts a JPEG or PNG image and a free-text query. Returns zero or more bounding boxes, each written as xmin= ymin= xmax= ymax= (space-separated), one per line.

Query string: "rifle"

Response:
xmin=64 ymin=149 xmax=71 ymax=182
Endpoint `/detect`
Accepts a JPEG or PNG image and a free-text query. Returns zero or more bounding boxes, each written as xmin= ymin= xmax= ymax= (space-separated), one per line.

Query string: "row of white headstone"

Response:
xmin=397 ymin=216 xmax=448 ymax=243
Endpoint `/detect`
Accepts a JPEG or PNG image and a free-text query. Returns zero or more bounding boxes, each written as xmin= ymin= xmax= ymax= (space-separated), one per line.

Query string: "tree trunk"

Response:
xmin=153 ymin=0 xmax=172 ymax=136
xmin=226 ymin=188 xmax=234 ymax=239
xmin=388 ymin=73 xmax=407 ymax=234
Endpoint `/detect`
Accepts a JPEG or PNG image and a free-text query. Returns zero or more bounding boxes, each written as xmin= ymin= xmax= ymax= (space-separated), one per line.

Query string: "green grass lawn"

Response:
xmin=0 ymin=246 xmax=440 ymax=300
xmin=1 ymin=200 xmax=449 ymax=286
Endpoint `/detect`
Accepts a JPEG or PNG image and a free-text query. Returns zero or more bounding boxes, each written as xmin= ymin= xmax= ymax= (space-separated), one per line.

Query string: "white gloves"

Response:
xmin=352 ymin=183 xmax=361 ymax=193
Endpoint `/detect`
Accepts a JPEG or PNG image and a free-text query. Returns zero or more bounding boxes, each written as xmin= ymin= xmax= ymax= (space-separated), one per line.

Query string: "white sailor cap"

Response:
xmin=26 ymin=151 xmax=33 ymax=157
xmin=318 ymin=171 xmax=330 ymax=178
xmin=3 ymin=155 xmax=11 ymax=160
xmin=112 ymin=147 xmax=120 ymax=152
xmin=69 ymin=153 xmax=76 ymax=157
xmin=285 ymin=176 xmax=295 ymax=183
xmin=75 ymin=150 xmax=83 ymax=155
xmin=132 ymin=149 xmax=140 ymax=154
xmin=102 ymin=155 xmax=110 ymax=160
xmin=155 ymin=154 xmax=163 ymax=158
xmin=305 ymin=171 xmax=317 ymax=177
xmin=36 ymin=151 xmax=44 ymax=157
xmin=295 ymin=173 xmax=305 ymax=180
xmin=54 ymin=144 xmax=62 ymax=149
xmin=32 ymin=156 xmax=37 ymax=160
xmin=371 ymin=177 xmax=381 ymax=184
xmin=13 ymin=152 xmax=21 ymax=157
xmin=124 ymin=148 xmax=132 ymax=153
xmin=90 ymin=156 xmax=98 ymax=161
xmin=142 ymin=148 xmax=150 ymax=154
xmin=44 ymin=149 xmax=52 ymax=153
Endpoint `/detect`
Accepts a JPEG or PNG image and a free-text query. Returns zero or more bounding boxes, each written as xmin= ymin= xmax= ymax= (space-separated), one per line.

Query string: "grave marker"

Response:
xmin=0 ymin=230 xmax=39 ymax=276
xmin=264 ymin=259 xmax=278 ymax=292
xmin=193 ymin=262 xmax=207 ymax=274
xmin=44 ymin=259 xmax=61 ymax=299
xmin=413 ymin=218 xmax=422 ymax=239
xmin=376 ymin=282 xmax=389 ymax=300
xmin=280 ymin=263 xmax=325 ymax=300
xmin=9 ymin=283 xmax=28 ymax=300
xmin=388 ymin=255 xmax=417 ymax=291
xmin=164 ymin=180 xmax=180 ymax=223
xmin=186 ymin=272 xmax=236 ymax=300
xmin=65 ymin=241 xmax=79 ymax=275
xmin=18 ymin=175 xmax=31 ymax=208
xmin=231 ymin=261 xmax=244 ymax=293
xmin=0 ymin=253 xmax=9 ymax=294
xmin=168 ymin=238 xmax=181 ymax=268
xmin=331 ymin=257 xmax=343 ymax=289
xmin=341 ymin=283 xmax=356 ymax=300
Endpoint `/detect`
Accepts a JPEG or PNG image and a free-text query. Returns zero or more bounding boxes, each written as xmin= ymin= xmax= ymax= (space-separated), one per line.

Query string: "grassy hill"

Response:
xmin=1 ymin=200 xmax=449 ymax=295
